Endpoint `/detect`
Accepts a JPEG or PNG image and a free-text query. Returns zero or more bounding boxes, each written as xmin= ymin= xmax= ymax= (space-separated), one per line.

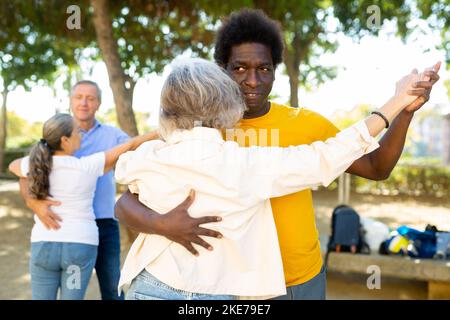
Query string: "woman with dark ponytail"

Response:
xmin=28 ymin=114 xmax=74 ymax=200
xmin=9 ymin=113 xmax=157 ymax=300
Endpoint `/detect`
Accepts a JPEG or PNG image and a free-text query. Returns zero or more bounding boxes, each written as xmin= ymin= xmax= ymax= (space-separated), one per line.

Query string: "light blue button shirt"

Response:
xmin=74 ymin=119 xmax=129 ymax=220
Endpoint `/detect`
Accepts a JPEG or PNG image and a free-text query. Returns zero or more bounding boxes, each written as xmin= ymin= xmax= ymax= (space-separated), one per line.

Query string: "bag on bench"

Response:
xmin=324 ymin=205 xmax=370 ymax=267
xmin=380 ymin=225 xmax=443 ymax=259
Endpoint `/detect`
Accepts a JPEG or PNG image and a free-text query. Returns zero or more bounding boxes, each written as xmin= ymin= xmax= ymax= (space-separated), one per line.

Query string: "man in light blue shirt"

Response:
xmin=71 ymin=80 xmax=129 ymax=300
xmin=21 ymin=80 xmax=128 ymax=299
xmin=74 ymin=119 xmax=129 ymax=220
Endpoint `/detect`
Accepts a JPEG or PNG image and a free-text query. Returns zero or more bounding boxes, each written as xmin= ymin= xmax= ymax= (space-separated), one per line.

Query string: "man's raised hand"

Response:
xmin=404 ymin=61 xmax=441 ymax=113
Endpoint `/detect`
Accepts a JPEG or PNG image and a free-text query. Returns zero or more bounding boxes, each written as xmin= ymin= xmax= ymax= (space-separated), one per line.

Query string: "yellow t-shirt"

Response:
xmin=225 ymin=102 xmax=340 ymax=286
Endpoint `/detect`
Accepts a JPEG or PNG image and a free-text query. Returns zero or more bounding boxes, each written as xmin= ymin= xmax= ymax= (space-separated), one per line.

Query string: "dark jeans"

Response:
xmin=272 ymin=265 xmax=327 ymax=300
xmin=95 ymin=218 xmax=124 ymax=300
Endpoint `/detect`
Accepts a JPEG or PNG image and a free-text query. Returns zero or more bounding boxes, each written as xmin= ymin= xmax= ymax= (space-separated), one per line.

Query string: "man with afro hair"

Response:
xmin=115 ymin=8 xmax=440 ymax=300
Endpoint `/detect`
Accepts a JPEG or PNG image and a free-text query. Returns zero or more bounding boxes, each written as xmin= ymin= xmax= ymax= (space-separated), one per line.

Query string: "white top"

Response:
xmin=21 ymin=152 xmax=105 ymax=246
xmin=115 ymin=121 xmax=379 ymax=297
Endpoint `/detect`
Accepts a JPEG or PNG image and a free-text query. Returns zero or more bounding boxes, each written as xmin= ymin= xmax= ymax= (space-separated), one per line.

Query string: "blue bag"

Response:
xmin=397 ymin=225 xmax=437 ymax=258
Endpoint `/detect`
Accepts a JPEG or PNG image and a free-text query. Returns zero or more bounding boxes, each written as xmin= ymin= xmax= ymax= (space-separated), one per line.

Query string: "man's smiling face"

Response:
xmin=70 ymin=83 xmax=100 ymax=123
xmin=225 ymin=42 xmax=275 ymax=117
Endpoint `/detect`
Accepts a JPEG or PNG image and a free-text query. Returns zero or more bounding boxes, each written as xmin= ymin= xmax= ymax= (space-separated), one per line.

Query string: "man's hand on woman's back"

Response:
xmin=115 ymin=189 xmax=223 ymax=256
xmin=19 ymin=177 xmax=62 ymax=230
xmin=26 ymin=197 xmax=62 ymax=230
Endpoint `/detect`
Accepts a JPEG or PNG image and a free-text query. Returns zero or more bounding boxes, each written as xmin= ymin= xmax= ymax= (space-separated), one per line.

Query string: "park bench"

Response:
xmin=326 ymin=252 xmax=450 ymax=299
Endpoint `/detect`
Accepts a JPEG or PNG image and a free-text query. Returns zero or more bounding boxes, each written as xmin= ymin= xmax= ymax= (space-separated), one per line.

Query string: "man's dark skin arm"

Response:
xmin=346 ymin=110 xmax=413 ymax=180
xmin=346 ymin=66 xmax=440 ymax=180
xmin=115 ymin=189 xmax=223 ymax=256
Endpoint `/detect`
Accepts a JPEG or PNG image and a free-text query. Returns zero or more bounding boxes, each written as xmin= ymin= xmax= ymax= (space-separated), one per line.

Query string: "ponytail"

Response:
xmin=26 ymin=113 xmax=74 ymax=199
xmin=28 ymin=140 xmax=53 ymax=199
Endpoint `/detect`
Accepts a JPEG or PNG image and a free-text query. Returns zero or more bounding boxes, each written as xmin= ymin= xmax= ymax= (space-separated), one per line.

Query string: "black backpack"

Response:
xmin=324 ymin=205 xmax=370 ymax=267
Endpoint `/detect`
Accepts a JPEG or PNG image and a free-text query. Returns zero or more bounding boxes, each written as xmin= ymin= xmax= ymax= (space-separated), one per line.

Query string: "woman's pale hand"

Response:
xmin=403 ymin=62 xmax=441 ymax=113
xmin=394 ymin=69 xmax=422 ymax=108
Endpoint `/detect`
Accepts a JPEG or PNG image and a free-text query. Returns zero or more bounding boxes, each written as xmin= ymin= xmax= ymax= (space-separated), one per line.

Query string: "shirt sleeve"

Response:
xmin=115 ymin=142 xmax=155 ymax=195
xmin=115 ymin=151 xmax=139 ymax=194
xmin=79 ymin=152 xmax=106 ymax=177
xmin=243 ymin=120 xmax=379 ymax=199
xmin=20 ymin=156 xmax=30 ymax=176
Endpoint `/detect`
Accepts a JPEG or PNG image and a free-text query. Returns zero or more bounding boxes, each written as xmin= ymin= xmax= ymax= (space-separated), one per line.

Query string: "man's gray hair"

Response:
xmin=159 ymin=58 xmax=246 ymax=140
xmin=71 ymin=80 xmax=102 ymax=103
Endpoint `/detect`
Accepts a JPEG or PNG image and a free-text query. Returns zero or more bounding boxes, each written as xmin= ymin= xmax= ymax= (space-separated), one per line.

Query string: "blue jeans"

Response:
xmin=126 ymin=269 xmax=236 ymax=300
xmin=272 ymin=265 xmax=327 ymax=300
xmin=95 ymin=218 xmax=124 ymax=300
xmin=30 ymin=242 xmax=97 ymax=300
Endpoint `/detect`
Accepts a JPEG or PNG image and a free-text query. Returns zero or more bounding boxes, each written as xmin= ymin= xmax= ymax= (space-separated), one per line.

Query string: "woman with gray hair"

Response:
xmin=116 ymin=57 xmax=424 ymax=299
xmin=157 ymin=58 xmax=245 ymax=140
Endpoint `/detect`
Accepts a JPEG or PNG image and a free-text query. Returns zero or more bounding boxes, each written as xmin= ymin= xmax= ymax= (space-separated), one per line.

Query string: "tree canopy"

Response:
xmin=2 ymin=0 xmax=448 ymax=130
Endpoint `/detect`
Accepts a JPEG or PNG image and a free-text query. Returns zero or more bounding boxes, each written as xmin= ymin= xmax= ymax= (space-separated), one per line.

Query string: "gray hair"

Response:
xmin=158 ymin=58 xmax=246 ymax=140
xmin=71 ymin=80 xmax=102 ymax=103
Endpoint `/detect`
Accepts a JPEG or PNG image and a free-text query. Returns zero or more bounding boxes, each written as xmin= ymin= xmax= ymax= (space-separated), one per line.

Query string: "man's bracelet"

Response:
xmin=371 ymin=111 xmax=389 ymax=129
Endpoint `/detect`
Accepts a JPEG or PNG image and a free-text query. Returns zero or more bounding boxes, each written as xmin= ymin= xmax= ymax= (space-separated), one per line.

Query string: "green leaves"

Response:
xmin=0 ymin=0 xmax=447 ymax=104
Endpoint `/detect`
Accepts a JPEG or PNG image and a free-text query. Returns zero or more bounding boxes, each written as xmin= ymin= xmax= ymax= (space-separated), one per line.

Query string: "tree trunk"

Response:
xmin=286 ymin=60 xmax=299 ymax=108
xmin=0 ymin=89 xmax=8 ymax=173
xmin=90 ymin=0 xmax=139 ymax=137
xmin=90 ymin=0 xmax=140 ymax=243
xmin=283 ymin=35 xmax=301 ymax=108
xmin=283 ymin=26 xmax=321 ymax=108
